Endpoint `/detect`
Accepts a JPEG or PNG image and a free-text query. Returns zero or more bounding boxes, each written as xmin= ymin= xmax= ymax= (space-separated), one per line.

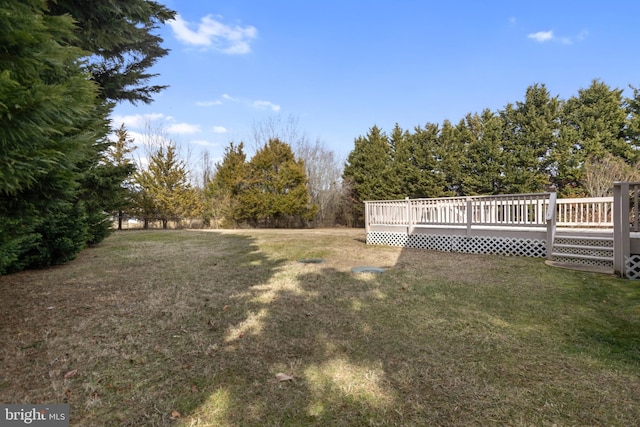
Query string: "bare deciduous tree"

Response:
xmin=582 ymin=153 xmax=640 ymax=197
xmin=294 ymin=138 xmax=345 ymax=226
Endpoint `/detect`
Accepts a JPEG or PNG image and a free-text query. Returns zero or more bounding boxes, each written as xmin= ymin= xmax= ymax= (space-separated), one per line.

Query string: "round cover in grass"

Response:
xmin=298 ymin=258 xmax=325 ymax=264
xmin=351 ymin=266 xmax=386 ymax=274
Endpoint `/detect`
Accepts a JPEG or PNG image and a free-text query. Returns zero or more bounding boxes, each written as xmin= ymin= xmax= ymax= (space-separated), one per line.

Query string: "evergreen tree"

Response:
xmin=75 ymin=110 xmax=122 ymax=244
xmin=409 ymin=123 xmax=446 ymax=198
xmin=557 ymin=79 xmax=633 ymax=195
xmin=206 ymin=142 xmax=248 ymax=227
xmin=0 ymin=0 xmax=101 ymax=273
xmin=343 ymin=126 xmax=394 ymax=225
xmin=437 ymin=120 xmax=464 ymax=196
xmin=104 ymin=124 xmax=137 ymax=230
xmin=133 ymin=141 xmax=200 ymax=229
xmin=625 ymin=85 xmax=640 ymax=152
xmin=46 ymin=0 xmax=175 ymax=104
xmin=388 ymin=123 xmax=414 ymax=198
xmin=0 ymin=0 xmax=175 ymax=273
xmin=44 ymin=0 xmax=177 ymax=236
xmin=460 ymin=111 xmax=506 ymax=195
xmin=238 ymin=139 xmax=317 ymax=227
xmin=501 ymin=83 xmax=559 ymax=194
xmin=343 ymin=126 xmax=394 ymax=201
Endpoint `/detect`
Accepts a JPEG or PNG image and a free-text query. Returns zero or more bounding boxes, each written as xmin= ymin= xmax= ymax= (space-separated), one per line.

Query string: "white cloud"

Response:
xmin=213 ymin=93 xmax=281 ymax=112
xmin=167 ymin=122 xmax=201 ymax=134
xmin=212 ymin=126 xmax=228 ymax=133
xmin=168 ymin=14 xmax=257 ymax=54
xmin=196 ymin=100 xmax=222 ymax=107
xmin=111 ymin=113 xmax=165 ymax=129
xmin=110 ymin=112 xmax=202 ymax=138
xmin=127 ymin=131 xmax=145 ymax=144
xmin=252 ymin=100 xmax=281 ymax=112
xmin=527 ymin=29 xmax=588 ymax=45
xmin=528 ymin=30 xmax=554 ymax=42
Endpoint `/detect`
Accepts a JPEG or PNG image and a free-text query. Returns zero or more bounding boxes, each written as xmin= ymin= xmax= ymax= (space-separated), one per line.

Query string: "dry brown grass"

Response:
xmin=1 ymin=228 xmax=639 ymax=426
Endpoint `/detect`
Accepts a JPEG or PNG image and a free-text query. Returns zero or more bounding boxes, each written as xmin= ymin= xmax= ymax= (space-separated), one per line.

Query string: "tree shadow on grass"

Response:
xmin=178 ymin=239 xmax=640 ymax=426
xmin=0 ymin=231 xmax=287 ymax=426
xmin=2 ymin=230 xmax=639 ymax=426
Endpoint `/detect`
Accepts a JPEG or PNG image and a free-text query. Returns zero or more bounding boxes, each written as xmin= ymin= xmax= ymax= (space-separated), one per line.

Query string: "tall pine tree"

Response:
xmin=460 ymin=110 xmax=506 ymax=195
xmin=46 ymin=0 xmax=175 ymax=104
xmin=501 ymin=83 xmax=559 ymax=194
xmin=133 ymin=141 xmax=200 ymax=229
xmin=206 ymin=142 xmax=249 ymax=228
xmin=557 ymin=79 xmax=633 ymax=195
xmin=0 ymin=0 xmax=101 ymax=273
xmin=238 ymin=139 xmax=316 ymax=227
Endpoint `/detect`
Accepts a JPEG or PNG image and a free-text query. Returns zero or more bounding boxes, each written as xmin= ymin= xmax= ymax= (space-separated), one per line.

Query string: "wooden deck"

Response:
xmin=365 ymin=184 xmax=640 ymax=279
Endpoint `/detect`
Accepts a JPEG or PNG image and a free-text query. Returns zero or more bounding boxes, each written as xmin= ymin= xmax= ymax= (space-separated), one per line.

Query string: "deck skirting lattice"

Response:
xmin=625 ymin=255 xmax=640 ymax=280
xmin=367 ymin=232 xmax=546 ymax=258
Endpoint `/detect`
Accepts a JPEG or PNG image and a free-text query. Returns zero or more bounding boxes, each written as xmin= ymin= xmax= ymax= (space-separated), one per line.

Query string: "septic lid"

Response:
xmin=351 ymin=266 xmax=386 ymax=274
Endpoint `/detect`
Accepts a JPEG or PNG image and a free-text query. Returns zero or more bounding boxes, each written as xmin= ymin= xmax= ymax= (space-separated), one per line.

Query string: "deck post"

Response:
xmin=406 ymin=197 xmax=413 ymax=235
xmin=545 ymin=191 xmax=557 ymax=260
xmin=466 ymin=197 xmax=473 ymax=236
xmin=364 ymin=201 xmax=370 ymax=234
xmin=613 ymin=182 xmax=630 ymax=277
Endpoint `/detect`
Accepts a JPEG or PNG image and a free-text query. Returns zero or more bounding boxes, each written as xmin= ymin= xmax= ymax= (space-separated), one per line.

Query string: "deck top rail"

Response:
xmin=365 ymin=193 xmax=616 ymax=231
xmin=365 ymin=193 xmax=551 ymax=231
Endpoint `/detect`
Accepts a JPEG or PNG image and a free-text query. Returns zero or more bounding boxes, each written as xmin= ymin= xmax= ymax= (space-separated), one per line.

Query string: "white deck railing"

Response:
xmin=365 ymin=194 xmax=615 ymax=230
xmin=365 ymin=193 xmax=552 ymax=232
xmin=556 ymin=197 xmax=613 ymax=227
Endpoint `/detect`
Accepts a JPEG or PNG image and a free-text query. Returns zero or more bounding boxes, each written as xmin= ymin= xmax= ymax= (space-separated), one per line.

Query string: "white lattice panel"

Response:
xmin=367 ymin=232 xmax=408 ymax=247
xmin=555 ymin=237 xmax=614 ymax=247
xmin=551 ymin=255 xmax=613 ymax=268
xmin=553 ymin=246 xmax=613 ymax=258
xmin=408 ymin=234 xmax=453 ymax=251
xmin=625 ymin=255 xmax=640 ymax=280
xmin=367 ymin=232 xmax=546 ymax=258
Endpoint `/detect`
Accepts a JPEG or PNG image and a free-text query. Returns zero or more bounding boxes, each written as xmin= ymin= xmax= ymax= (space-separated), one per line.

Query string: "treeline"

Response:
xmin=118 ymin=80 xmax=640 ymax=232
xmin=0 ymin=0 xmax=174 ymax=274
xmin=343 ymin=81 xmax=640 ymax=223
xmin=114 ymin=123 xmax=351 ymax=230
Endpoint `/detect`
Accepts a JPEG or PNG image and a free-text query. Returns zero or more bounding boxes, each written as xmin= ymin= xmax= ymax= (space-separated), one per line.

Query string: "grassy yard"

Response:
xmin=1 ymin=229 xmax=639 ymax=426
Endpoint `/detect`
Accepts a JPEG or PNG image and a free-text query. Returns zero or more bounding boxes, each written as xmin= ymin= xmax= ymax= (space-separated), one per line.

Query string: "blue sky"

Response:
xmin=111 ymin=0 xmax=640 ymax=163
